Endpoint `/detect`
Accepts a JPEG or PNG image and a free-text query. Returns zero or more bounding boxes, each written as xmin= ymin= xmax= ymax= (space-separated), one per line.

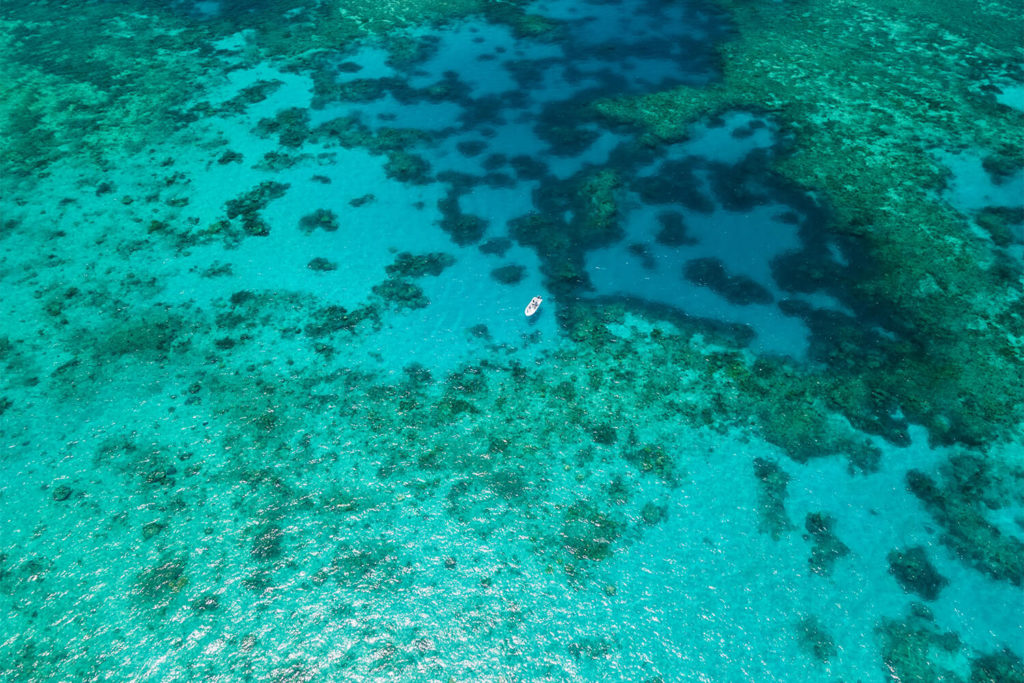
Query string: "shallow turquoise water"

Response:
xmin=2 ymin=0 xmax=1023 ymax=680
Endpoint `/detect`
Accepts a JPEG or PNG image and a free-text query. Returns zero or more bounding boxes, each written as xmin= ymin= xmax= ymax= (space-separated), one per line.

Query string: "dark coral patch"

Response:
xmin=906 ymin=456 xmax=1024 ymax=587
xmin=437 ymin=192 xmax=488 ymax=246
xmin=753 ymin=457 xmax=794 ymax=540
xmin=225 ymin=181 xmax=289 ymax=237
xmin=804 ymin=512 xmax=849 ymax=576
xmin=299 ymin=209 xmax=340 ymax=234
xmin=385 ymin=252 xmax=455 ymax=278
xmin=373 ymin=278 xmax=429 ymax=310
xmin=683 ymin=257 xmax=773 ymax=305
xmin=304 ymin=305 xmax=375 ymax=337
xmin=654 ymin=211 xmax=697 ymax=247
xmin=479 ymin=237 xmax=512 ymax=256
xmin=561 ymin=500 xmax=622 ymax=561
xmin=888 ymin=546 xmax=948 ymax=601
xmin=795 ymin=615 xmax=837 ymax=663
xmin=490 ymin=264 xmax=526 ymax=285
xmin=308 ymin=257 xmax=338 ymax=272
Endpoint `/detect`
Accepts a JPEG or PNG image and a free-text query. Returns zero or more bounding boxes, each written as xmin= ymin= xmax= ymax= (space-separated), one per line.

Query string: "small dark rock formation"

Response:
xmin=304 ymin=304 xmax=376 ymax=336
xmin=467 ymin=324 xmax=491 ymax=339
xmin=624 ymin=443 xmax=677 ymax=485
xmin=229 ymin=290 xmax=256 ymax=306
xmin=457 ymin=140 xmax=488 ymax=157
xmin=971 ymin=649 xmax=1024 ymax=683
xmin=136 ymin=556 xmax=188 ymax=604
xmin=225 ymin=181 xmax=289 ymax=237
xmin=627 ymin=243 xmax=656 ymax=270
xmin=384 ymin=150 xmax=431 ymax=184
xmin=217 ymin=150 xmax=243 ymax=165
xmin=640 ymin=502 xmax=668 ymax=526
xmin=589 ymin=422 xmax=617 ymax=445
xmin=254 ymin=106 xmax=310 ymax=147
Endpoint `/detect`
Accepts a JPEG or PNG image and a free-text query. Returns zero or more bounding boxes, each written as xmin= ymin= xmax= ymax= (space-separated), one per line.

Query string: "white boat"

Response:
xmin=524 ymin=296 xmax=543 ymax=317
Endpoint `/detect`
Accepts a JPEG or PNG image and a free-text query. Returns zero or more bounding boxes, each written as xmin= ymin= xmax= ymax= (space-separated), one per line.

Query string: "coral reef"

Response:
xmin=299 ymin=209 xmax=340 ymax=234
xmin=795 ymin=614 xmax=836 ymax=664
xmin=887 ymin=546 xmax=948 ymax=601
xmin=752 ymin=458 xmax=793 ymax=540
xmin=876 ymin=605 xmax=965 ymax=682
xmin=371 ymin=278 xmax=429 ymax=310
xmin=437 ymin=193 xmax=488 ymax=245
xmin=385 ymin=252 xmax=456 ymax=279
xmin=307 ymin=257 xmax=337 ymax=272
xmin=490 ymin=264 xmax=526 ymax=285
xmin=560 ymin=500 xmax=623 ymax=562
xmin=906 ymin=453 xmax=1024 ymax=586
xmin=225 ymin=181 xmax=290 ymax=237
xmin=595 ymin=0 xmax=1024 ymax=449
xmin=2 ymin=0 xmax=1021 ymax=678
xmin=683 ymin=257 xmax=773 ymax=305
xmin=654 ymin=212 xmax=697 ymax=247
xmin=135 ymin=556 xmax=188 ymax=606
xmin=804 ymin=512 xmax=850 ymax=576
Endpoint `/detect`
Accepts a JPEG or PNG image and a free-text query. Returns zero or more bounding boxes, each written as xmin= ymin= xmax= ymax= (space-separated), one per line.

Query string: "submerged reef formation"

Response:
xmin=752 ymin=457 xmax=794 ymax=540
xmin=0 ymin=0 xmax=556 ymax=178
xmin=907 ymin=454 xmax=1024 ymax=587
xmin=596 ymin=0 xmax=1024 ymax=450
xmin=888 ymin=546 xmax=949 ymax=601
xmin=1 ymin=0 xmax=1022 ymax=679
xmin=878 ymin=604 xmax=1024 ymax=683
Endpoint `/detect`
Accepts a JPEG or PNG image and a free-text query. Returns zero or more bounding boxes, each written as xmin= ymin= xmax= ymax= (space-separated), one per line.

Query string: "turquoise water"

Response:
xmin=2 ymin=0 xmax=1023 ymax=680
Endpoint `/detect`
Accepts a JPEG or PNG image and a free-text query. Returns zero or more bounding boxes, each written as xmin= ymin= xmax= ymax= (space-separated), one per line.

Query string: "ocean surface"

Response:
xmin=1 ymin=0 xmax=1023 ymax=680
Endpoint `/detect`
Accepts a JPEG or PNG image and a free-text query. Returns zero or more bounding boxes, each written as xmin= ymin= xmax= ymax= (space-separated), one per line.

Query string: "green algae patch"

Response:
xmin=594 ymin=0 xmax=1024 ymax=449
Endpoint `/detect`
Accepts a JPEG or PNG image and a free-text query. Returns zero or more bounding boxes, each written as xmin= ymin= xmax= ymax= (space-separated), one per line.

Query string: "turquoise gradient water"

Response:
xmin=1 ymin=0 xmax=1022 ymax=680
